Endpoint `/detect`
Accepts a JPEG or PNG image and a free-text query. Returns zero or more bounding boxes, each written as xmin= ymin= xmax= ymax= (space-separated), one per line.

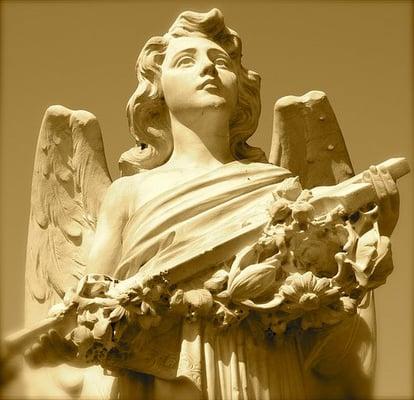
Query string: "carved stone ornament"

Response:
xmin=1 ymin=8 xmax=410 ymax=400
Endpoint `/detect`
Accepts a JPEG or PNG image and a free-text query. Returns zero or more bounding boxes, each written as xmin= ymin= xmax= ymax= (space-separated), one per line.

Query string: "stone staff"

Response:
xmin=2 ymin=156 xmax=409 ymax=364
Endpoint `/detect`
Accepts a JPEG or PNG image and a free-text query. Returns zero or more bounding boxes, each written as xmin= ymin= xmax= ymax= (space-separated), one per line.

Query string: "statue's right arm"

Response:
xmin=86 ymin=177 xmax=132 ymax=276
xmin=22 ymin=178 xmax=134 ymax=369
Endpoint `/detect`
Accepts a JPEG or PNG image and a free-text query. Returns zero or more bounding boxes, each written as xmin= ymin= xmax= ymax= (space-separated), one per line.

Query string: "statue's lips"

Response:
xmin=197 ymin=79 xmax=220 ymax=91
xmin=203 ymin=84 xmax=218 ymax=90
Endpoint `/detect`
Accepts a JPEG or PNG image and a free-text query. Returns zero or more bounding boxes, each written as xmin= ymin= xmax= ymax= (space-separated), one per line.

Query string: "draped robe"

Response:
xmin=111 ymin=161 xmax=312 ymax=400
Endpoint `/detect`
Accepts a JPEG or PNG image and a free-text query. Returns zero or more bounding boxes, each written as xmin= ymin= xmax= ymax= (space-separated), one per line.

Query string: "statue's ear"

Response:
xmin=269 ymin=91 xmax=354 ymax=188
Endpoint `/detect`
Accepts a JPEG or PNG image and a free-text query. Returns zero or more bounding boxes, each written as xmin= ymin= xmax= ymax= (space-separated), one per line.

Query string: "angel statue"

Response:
xmin=2 ymin=7 xmax=410 ymax=400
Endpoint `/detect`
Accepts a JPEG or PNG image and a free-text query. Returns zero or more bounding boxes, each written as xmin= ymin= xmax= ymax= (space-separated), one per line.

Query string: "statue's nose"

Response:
xmin=200 ymin=58 xmax=217 ymax=77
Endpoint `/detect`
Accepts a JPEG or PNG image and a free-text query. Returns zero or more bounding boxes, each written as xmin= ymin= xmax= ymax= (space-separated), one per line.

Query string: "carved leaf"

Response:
xmin=272 ymin=176 xmax=302 ymax=201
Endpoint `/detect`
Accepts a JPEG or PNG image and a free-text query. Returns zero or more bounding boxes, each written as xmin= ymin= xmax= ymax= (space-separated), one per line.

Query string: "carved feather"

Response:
xmin=25 ymin=105 xmax=112 ymax=303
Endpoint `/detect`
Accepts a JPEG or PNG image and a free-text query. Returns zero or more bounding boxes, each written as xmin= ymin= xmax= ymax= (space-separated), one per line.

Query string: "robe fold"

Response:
xmin=114 ymin=161 xmax=292 ymax=281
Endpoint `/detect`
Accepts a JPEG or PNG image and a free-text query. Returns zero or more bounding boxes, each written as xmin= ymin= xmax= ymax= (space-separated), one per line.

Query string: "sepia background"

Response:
xmin=0 ymin=1 xmax=412 ymax=399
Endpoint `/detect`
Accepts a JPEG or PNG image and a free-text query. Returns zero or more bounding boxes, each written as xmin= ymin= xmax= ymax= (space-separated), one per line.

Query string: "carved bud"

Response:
xmin=290 ymin=201 xmax=315 ymax=224
xmin=272 ymin=177 xmax=302 ymax=201
xmin=228 ymin=263 xmax=277 ymax=302
xmin=92 ymin=319 xmax=111 ymax=342
xmin=268 ymin=198 xmax=291 ymax=223
xmin=203 ymin=269 xmax=229 ymax=292
xmin=169 ymin=289 xmax=187 ymax=315
xmin=70 ymin=326 xmax=94 ymax=355
xmin=184 ymin=289 xmax=214 ymax=316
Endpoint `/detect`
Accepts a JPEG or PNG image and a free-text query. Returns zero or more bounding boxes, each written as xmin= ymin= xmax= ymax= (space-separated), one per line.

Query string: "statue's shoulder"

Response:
xmin=106 ymin=168 xmax=183 ymax=212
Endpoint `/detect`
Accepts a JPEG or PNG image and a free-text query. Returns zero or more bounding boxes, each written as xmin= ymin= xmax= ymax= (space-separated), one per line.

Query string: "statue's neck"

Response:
xmin=166 ymin=111 xmax=234 ymax=170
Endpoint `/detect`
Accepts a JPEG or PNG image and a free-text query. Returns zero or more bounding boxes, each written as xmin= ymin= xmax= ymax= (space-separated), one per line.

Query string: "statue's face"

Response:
xmin=160 ymin=36 xmax=238 ymax=120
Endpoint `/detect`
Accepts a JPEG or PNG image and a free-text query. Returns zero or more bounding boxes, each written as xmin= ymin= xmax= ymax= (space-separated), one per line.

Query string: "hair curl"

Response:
xmin=120 ymin=8 xmax=266 ymax=175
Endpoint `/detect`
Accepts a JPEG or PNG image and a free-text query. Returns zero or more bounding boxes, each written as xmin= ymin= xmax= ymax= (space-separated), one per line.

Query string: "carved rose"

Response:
xmin=293 ymin=238 xmax=340 ymax=277
xmin=285 ymin=221 xmax=348 ymax=277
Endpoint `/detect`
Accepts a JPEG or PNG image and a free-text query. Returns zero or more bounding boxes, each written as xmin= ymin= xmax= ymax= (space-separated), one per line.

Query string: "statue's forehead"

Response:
xmin=164 ymin=36 xmax=227 ymax=59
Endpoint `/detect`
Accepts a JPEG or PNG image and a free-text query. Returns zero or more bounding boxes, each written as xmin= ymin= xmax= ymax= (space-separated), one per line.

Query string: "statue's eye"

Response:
xmin=215 ymin=57 xmax=231 ymax=69
xmin=176 ymin=56 xmax=195 ymax=68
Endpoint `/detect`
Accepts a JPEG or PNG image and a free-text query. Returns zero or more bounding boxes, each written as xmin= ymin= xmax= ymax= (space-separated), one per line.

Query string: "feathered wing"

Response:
xmin=269 ymin=91 xmax=376 ymax=396
xmin=269 ymin=90 xmax=354 ymax=188
xmin=25 ymin=105 xmax=112 ymax=323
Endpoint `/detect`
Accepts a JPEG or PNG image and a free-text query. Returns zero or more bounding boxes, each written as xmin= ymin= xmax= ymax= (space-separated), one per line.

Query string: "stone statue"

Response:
xmin=2 ymin=8 xmax=410 ymax=400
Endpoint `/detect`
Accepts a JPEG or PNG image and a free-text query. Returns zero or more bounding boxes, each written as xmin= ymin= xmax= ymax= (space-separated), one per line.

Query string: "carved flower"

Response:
xmin=76 ymin=274 xmax=115 ymax=298
xmin=288 ymin=223 xmax=348 ymax=277
xmin=279 ymin=272 xmax=353 ymax=330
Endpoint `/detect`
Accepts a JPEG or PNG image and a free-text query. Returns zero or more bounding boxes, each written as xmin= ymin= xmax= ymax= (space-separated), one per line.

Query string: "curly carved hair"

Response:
xmin=120 ymin=8 xmax=266 ymax=175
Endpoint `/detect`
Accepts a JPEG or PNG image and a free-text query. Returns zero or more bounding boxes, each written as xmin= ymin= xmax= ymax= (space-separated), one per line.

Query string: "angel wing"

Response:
xmin=269 ymin=91 xmax=376 ymax=398
xmin=269 ymin=90 xmax=354 ymax=188
xmin=25 ymin=105 xmax=112 ymax=324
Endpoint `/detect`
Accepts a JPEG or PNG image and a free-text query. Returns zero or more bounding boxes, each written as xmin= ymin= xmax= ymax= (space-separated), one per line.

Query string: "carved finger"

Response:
xmin=48 ymin=329 xmax=61 ymax=346
xmin=379 ymin=167 xmax=398 ymax=196
xmin=41 ymin=333 xmax=68 ymax=365
xmin=370 ymin=169 xmax=387 ymax=200
xmin=39 ymin=333 xmax=51 ymax=348
xmin=49 ymin=329 xmax=76 ymax=360
xmin=23 ymin=347 xmax=35 ymax=367
xmin=38 ymin=333 xmax=57 ymax=364
xmin=27 ymin=343 xmax=44 ymax=367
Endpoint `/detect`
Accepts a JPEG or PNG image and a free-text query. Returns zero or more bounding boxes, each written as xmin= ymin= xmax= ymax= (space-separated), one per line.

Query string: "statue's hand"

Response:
xmin=363 ymin=165 xmax=399 ymax=236
xmin=24 ymin=329 xmax=78 ymax=368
